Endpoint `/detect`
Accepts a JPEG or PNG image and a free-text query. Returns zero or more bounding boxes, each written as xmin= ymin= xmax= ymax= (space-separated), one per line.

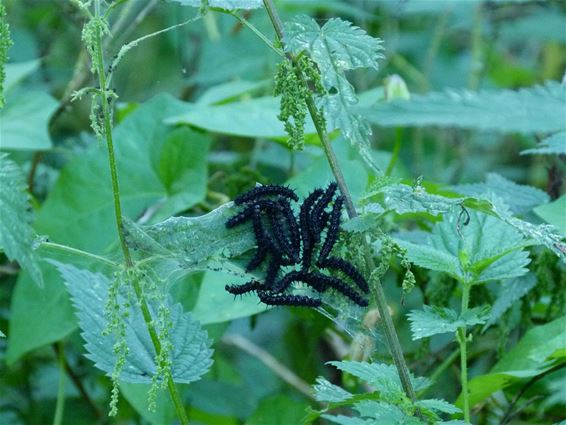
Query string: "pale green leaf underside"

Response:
xmin=54 ymin=262 xmax=213 ymax=384
xmin=408 ymin=305 xmax=489 ymax=340
xmin=313 ymin=377 xmax=353 ymax=402
xmin=0 ymin=154 xmax=43 ymax=286
xmin=358 ymin=82 xmax=566 ymax=134
xmin=327 ymin=360 xmax=431 ymax=396
xmin=417 ymin=399 xmax=461 ymax=414
xmin=521 ymin=131 xmax=566 ymax=156
xmin=283 ymin=15 xmax=384 ymax=173
xmin=123 ymin=202 xmax=255 ymax=277
xmin=170 ymin=0 xmax=262 ymax=9
xmin=453 ymin=173 xmax=549 ymax=215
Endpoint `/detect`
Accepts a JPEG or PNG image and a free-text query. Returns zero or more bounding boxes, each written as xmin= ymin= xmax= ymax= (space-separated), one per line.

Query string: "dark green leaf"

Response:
xmin=358 ymin=82 xmax=566 ymax=134
xmin=0 ymin=153 xmax=43 ymax=286
xmin=483 ymin=273 xmax=537 ymax=331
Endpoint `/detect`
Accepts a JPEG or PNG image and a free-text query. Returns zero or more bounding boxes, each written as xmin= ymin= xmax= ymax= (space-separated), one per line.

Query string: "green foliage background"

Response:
xmin=0 ymin=0 xmax=565 ymax=424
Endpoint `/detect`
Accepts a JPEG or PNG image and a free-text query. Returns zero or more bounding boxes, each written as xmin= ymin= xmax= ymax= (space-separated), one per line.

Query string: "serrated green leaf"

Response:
xmin=0 ymin=330 xmax=5 ymax=338
xmin=417 ymin=398 xmax=461 ymax=414
xmin=380 ymin=183 xmax=482 ymax=216
xmin=534 ymin=196 xmax=566 ymax=236
xmin=54 ymin=261 xmax=213 ymax=383
xmin=353 ymin=400 xmax=419 ymax=424
xmin=453 ymin=173 xmax=549 ymax=215
xmin=321 ymin=415 xmax=369 ymax=425
xmin=358 ymin=82 xmax=566 ymax=134
xmin=483 ymin=273 xmax=537 ymax=331
xmin=170 ymin=0 xmax=262 ymax=9
xmin=407 ymin=305 xmax=489 ymax=340
xmin=394 ymin=239 xmax=462 ymax=278
xmin=399 ymin=210 xmax=530 ymax=283
xmin=284 ymin=15 xmax=383 ymax=74
xmin=327 ymin=360 xmax=431 ymax=397
xmin=313 ymin=377 xmax=353 ymax=402
xmin=0 ymin=154 xmax=43 ymax=286
xmin=521 ymin=131 xmax=566 ymax=156
xmin=283 ymin=15 xmax=384 ymax=173
xmin=489 ymin=196 xmax=565 ymax=261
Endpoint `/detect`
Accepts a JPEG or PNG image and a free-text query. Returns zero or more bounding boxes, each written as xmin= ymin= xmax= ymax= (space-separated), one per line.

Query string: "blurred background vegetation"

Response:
xmin=1 ymin=0 xmax=565 ymax=424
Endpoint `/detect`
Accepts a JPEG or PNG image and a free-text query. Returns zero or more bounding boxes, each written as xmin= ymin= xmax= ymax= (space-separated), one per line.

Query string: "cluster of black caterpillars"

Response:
xmin=225 ymin=183 xmax=369 ymax=308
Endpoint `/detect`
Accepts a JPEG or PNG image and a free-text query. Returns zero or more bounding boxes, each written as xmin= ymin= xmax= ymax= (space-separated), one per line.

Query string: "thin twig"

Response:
xmin=222 ymin=334 xmax=314 ymax=399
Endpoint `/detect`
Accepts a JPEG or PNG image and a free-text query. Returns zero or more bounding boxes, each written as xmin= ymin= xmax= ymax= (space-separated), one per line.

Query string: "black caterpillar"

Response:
xmin=225 ymin=183 xmax=369 ymax=307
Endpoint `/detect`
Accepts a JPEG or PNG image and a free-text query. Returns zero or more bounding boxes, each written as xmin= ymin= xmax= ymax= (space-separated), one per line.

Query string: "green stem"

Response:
xmin=40 ymin=242 xmax=118 ymax=267
xmin=260 ymin=0 xmax=419 ymax=408
xmin=53 ymin=342 xmax=66 ymax=425
xmin=469 ymin=3 xmax=483 ymax=90
xmin=385 ymin=128 xmax=402 ymax=177
xmin=417 ymin=348 xmax=460 ymax=398
xmin=92 ymin=3 xmax=189 ymax=424
xmin=457 ymin=281 xmax=472 ymax=422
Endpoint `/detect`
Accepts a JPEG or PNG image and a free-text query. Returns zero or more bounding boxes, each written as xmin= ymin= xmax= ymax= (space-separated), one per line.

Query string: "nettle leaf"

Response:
xmin=417 ymin=399 xmax=461 ymax=415
xmin=0 ymin=154 xmax=43 ymax=286
xmin=54 ymin=262 xmax=213 ymax=384
xmin=313 ymin=377 xmax=353 ymax=403
xmin=358 ymin=81 xmax=566 ymax=134
xmin=397 ymin=210 xmax=530 ymax=283
xmin=318 ymin=361 xmax=459 ymax=425
xmin=283 ymin=15 xmax=384 ymax=173
xmin=378 ymin=183 xmax=564 ymax=259
xmin=521 ymin=131 xmax=566 ymax=156
xmin=534 ymin=195 xmax=566 ymax=236
xmin=453 ymin=173 xmax=549 ymax=215
xmin=483 ymin=273 xmax=537 ymax=331
xmin=378 ymin=183 xmax=492 ymax=217
xmin=123 ymin=202 xmax=255 ymax=276
xmin=328 ymin=360 xmax=431 ymax=398
xmin=169 ymin=0 xmax=262 ymax=9
xmin=353 ymin=400 xmax=418 ymax=424
xmin=407 ymin=305 xmax=490 ymax=340
xmin=489 ymin=196 xmax=565 ymax=261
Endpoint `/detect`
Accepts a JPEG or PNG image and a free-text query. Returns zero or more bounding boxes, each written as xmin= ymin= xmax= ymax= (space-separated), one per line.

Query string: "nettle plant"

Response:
xmin=1 ymin=1 xmax=565 ymax=424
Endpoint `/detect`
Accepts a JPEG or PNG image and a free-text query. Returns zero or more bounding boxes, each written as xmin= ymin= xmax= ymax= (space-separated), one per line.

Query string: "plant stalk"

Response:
xmin=457 ymin=281 xmax=472 ymax=422
xmin=261 ymin=0 xmax=419 ymax=407
xmin=92 ymin=3 xmax=189 ymax=424
xmin=52 ymin=342 xmax=66 ymax=425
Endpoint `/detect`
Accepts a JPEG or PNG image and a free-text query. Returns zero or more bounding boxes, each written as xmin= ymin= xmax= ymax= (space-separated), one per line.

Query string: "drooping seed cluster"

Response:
xmin=225 ymin=183 xmax=369 ymax=307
